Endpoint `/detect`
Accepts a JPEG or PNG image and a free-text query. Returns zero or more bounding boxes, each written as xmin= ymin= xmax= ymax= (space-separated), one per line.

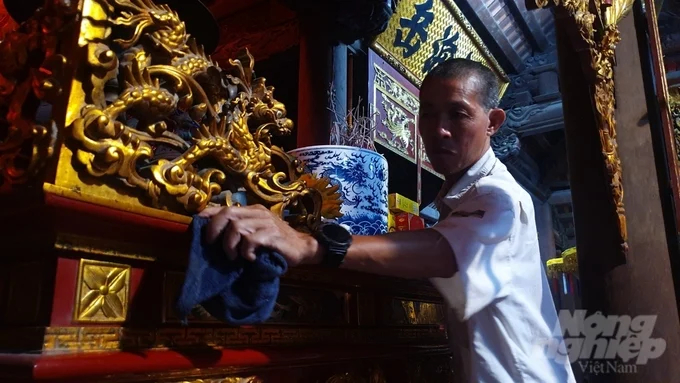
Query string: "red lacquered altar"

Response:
xmin=0 ymin=0 xmax=453 ymax=381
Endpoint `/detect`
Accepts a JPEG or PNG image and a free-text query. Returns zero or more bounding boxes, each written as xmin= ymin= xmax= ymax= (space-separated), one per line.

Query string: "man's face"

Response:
xmin=418 ymin=75 xmax=505 ymax=178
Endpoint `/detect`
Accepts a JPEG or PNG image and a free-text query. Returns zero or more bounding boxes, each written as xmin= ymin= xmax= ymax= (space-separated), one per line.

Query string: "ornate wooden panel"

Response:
xmin=369 ymin=50 xmax=419 ymax=163
xmin=369 ymin=49 xmax=444 ymax=180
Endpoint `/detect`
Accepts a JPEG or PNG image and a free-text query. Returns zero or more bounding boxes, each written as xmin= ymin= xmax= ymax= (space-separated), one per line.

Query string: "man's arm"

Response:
xmin=306 ymin=230 xmax=457 ymax=279
xmin=200 ymin=205 xmax=457 ymax=280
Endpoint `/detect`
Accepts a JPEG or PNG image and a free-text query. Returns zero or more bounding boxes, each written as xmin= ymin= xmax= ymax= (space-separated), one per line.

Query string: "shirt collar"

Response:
xmin=436 ymin=147 xmax=498 ymax=213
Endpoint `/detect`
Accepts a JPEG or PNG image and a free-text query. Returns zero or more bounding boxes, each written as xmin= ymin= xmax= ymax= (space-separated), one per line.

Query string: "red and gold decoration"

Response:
xmin=0 ymin=1 xmax=452 ymax=382
xmin=0 ymin=0 xmax=340 ymax=232
xmin=371 ymin=0 xmax=508 ymax=92
xmin=369 ymin=49 xmax=443 ymax=181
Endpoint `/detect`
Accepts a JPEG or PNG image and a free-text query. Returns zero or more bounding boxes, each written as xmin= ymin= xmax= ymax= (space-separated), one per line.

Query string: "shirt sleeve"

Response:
xmin=429 ymin=190 xmax=517 ymax=321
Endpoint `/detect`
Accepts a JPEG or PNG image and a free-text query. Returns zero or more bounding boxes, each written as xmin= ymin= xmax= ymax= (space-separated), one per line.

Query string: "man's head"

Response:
xmin=418 ymin=58 xmax=506 ymax=179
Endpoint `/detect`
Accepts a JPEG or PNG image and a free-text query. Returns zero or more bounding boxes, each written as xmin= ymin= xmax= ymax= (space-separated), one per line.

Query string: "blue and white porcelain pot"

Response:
xmin=288 ymin=145 xmax=389 ymax=235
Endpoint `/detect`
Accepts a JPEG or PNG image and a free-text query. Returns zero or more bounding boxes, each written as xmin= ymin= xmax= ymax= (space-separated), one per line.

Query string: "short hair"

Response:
xmin=422 ymin=58 xmax=500 ymax=110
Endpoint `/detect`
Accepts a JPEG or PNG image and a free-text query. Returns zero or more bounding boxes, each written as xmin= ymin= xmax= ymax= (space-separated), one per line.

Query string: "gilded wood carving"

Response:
xmin=179 ymin=378 xmax=261 ymax=383
xmin=69 ymin=0 xmax=328 ymax=227
xmin=74 ymin=259 xmax=131 ymax=323
xmin=0 ymin=0 xmax=339 ymax=230
xmin=32 ymin=325 xmax=447 ymax=352
xmin=532 ymin=0 xmax=634 ymax=255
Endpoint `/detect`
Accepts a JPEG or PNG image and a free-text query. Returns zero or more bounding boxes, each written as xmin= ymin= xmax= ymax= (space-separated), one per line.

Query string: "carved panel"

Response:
xmin=531 ymin=0 xmax=633 ymax=256
xmin=74 ymin=259 xmax=131 ymax=323
xmin=269 ymin=285 xmax=350 ymax=325
xmin=176 ymin=378 xmax=262 ymax=383
xmin=407 ymin=355 xmax=455 ymax=383
xmin=383 ymin=298 xmax=446 ymax=326
xmin=163 ymin=271 xmax=350 ymax=325
xmin=370 ymin=51 xmax=418 ymax=163
xmin=371 ymin=0 xmax=508 ymax=92
xmin=33 ymin=325 xmax=448 ymax=352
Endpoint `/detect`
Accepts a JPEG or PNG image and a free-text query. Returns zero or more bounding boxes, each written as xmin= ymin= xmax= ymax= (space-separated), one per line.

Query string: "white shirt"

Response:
xmin=429 ymin=147 xmax=575 ymax=383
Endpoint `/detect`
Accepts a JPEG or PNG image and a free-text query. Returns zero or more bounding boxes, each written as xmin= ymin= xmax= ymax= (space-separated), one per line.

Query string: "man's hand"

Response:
xmin=198 ymin=205 xmax=322 ymax=266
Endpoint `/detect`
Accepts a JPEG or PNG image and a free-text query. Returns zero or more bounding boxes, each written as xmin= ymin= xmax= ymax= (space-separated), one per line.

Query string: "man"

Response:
xmin=200 ymin=58 xmax=575 ymax=383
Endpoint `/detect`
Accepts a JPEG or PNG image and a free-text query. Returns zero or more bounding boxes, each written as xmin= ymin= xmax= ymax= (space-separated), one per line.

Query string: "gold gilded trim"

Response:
xmin=371 ymin=64 xmax=418 ymax=164
xmin=178 ymin=378 xmax=262 ymax=383
xmin=43 ymin=182 xmax=193 ymax=224
xmin=533 ymin=0 xmax=629 ymax=254
xmin=55 ymin=233 xmax=157 ymax=262
xmin=74 ymin=259 xmax=131 ymax=323
xmin=35 ymin=325 xmax=447 ymax=352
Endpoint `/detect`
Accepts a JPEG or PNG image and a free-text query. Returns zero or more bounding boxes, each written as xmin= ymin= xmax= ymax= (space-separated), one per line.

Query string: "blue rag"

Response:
xmin=175 ymin=215 xmax=288 ymax=325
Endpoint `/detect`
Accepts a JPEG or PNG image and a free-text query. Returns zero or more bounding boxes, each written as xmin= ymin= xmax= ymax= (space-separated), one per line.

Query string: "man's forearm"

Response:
xmin=305 ymin=229 xmax=457 ymax=279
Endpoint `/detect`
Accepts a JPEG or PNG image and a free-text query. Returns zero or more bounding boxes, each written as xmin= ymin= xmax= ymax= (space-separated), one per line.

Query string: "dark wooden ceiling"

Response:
xmin=206 ymin=0 xmax=299 ymax=64
xmin=207 ymin=0 xmax=268 ymax=20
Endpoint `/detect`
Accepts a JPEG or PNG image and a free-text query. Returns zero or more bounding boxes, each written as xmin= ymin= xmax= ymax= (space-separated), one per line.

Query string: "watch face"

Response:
xmin=322 ymin=223 xmax=352 ymax=243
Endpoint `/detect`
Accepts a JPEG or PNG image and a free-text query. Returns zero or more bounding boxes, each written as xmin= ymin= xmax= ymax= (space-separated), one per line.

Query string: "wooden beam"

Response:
xmin=211 ymin=1 xmax=299 ymax=64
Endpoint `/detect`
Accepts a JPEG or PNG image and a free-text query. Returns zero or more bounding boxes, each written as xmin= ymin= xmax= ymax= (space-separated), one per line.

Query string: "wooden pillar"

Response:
xmin=332 ymin=43 xmax=348 ymax=121
xmin=556 ymin=10 xmax=680 ymax=382
xmin=297 ymin=16 xmax=332 ymax=148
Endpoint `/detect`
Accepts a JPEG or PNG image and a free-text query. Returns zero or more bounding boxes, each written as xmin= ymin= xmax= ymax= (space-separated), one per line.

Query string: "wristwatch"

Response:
xmin=314 ymin=223 xmax=353 ymax=267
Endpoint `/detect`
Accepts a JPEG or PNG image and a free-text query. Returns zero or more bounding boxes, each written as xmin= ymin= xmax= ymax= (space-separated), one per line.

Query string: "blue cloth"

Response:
xmin=175 ymin=215 xmax=288 ymax=325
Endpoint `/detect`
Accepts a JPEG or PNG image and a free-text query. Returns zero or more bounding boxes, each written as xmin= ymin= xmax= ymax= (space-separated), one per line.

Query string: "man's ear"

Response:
xmin=487 ymin=108 xmax=506 ymax=136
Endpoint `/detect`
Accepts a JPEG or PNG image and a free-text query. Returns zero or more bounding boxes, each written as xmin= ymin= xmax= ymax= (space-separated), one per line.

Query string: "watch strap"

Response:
xmin=315 ymin=224 xmax=351 ymax=268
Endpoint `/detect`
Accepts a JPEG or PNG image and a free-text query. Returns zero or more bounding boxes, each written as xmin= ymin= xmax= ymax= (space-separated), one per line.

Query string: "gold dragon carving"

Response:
xmin=0 ymin=0 xmax=340 ymax=230
xmin=533 ymin=0 xmax=633 ymax=255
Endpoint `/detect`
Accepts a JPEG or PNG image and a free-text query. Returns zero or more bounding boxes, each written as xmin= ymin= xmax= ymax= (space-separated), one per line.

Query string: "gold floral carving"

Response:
xmin=533 ymin=0 xmax=634 ymax=255
xmin=0 ymin=1 xmax=73 ymax=192
xmin=74 ymin=259 xmax=131 ymax=323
